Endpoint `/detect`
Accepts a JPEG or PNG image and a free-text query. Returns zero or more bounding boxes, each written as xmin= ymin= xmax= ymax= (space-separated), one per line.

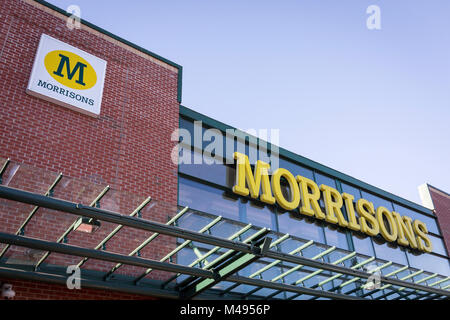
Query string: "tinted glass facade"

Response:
xmin=178 ymin=110 xmax=450 ymax=284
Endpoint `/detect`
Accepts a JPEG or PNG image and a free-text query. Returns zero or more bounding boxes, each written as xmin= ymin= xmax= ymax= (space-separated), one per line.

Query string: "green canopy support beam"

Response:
xmin=33 ymin=185 xmax=110 ymax=271
xmin=307 ymin=256 xmax=377 ymax=300
xmin=0 ymin=172 xmax=63 ymax=260
xmin=226 ymin=273 xmax=364 ymax=300
xmin=295 ymin=252 xmax=356 ymax=285
xmin=76 ymin=197 xmax=155 ymax=269
xmin=179 ymin=235 xmax=272 ymax=299
xmin=132 ymin=215 xmax=222 ymax=283
xmin=336 ymin=261 xmax=393 ymax=298
xmin=383 ymin=275 xmax=448 ymax=301
xmin=379 ymin=269 xmax=424 ymax=291
xmin=397 ymin=273 xmax=438 ymax=292
xmin=0 ymin=158 xmax=10 ymax=185
xmin=160 ymin=223 xmax=254 ymax=289
xmin=287 ymin=251 xmax=357 ymax=300
xmin=373 ymin=269 xmax=425 ymax=300
xmin=429 ymin=276 xmax=450 ymax=288
xmin=0 ymin=231 xmax=216 ymax=280
xmin=200 ymin=228 xmax=270 ymax=271
xmin=175 ymin=228 xmax=270 ymax=291
xmin=339 ymin=261 xmax=393 ymax=289
xmin=387 ymin=273 xmax=440 ymax=300
xmin=271 ymin=246 xmax=336 ymax=283
xmin=1 ymin=185 xmax=449 ymax=299
xmin=265 ymin=246 xmax=337 ymax=299
xmin=239 ymin=239 xmax=314 ymax=298
xmin=250 ymin=238 xmax=310 ymax=280
xmin=421 ymin=293 xmax=439 ymax=300
xmin=316 ymin=256 xmax=375 ymax=288
xmin=104 ymin=206 xmax=190 ymax=280
xmin=236 ymin=234 xmax=292 ymax=298
xmin=358 ymin=265 xmax=409 ymax=298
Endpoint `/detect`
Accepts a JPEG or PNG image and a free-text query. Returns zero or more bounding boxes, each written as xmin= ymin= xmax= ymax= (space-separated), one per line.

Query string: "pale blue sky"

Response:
xmin=48 ymin=0 xmax=450 ymax=205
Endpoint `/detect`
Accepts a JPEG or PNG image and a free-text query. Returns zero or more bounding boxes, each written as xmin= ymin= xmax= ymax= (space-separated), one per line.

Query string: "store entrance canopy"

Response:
xmin=0 ymin=160 xmax=448 ymax=300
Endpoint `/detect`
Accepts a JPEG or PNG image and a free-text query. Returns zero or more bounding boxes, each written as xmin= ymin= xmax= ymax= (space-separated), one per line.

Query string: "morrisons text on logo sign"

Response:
xmin=27 ymin=34 xmax=106 ymax=117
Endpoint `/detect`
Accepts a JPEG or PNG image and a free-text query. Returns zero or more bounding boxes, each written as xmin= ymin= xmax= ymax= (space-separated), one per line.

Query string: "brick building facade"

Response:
xmin=0 ymin=0 xmax=181 ymax=299
xmin=420 ymin=185 xmax=450 ymax=257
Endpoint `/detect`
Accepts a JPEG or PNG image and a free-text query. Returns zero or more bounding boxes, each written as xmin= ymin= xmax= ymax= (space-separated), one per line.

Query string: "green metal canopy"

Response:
xmin=0 ymin=159 xmax=449 ymax=300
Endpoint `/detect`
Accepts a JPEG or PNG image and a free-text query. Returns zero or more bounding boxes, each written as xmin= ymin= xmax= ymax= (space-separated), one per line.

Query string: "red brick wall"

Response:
xmin=0 ymin=0 xmax=180 ymax=299
xmin=0 ymin=278 xmax=153 ymax=300
xmin=429 ymin=187 xmax=450 ymax=256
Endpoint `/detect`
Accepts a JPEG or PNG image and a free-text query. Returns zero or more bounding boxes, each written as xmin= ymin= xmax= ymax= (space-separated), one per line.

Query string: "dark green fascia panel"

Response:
xmin=33 ymin=0 xmax=183 ymax=103
xmin=179 ymin=105 xmax=433 ymax=217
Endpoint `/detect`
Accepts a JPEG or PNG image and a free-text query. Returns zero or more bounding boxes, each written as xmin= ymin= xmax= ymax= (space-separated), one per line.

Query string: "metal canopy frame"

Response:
xmin=0 ymin=184 xmax=449 ymax=300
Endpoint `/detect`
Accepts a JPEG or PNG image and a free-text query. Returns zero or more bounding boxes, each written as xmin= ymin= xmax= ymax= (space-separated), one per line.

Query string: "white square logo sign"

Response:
xmin=27 ymin=34 xmax=107 ymax=117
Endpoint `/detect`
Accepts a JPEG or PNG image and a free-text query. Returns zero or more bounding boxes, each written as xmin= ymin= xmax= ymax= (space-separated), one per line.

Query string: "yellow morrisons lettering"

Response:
xmin=232 ymin=152 xmax=432 ymax=253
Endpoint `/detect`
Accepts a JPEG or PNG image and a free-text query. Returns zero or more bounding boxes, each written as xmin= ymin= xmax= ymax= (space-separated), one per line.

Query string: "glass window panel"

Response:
xmin=176 ymin=246 xmax=198 ymax=269
xmin=324 ymin=226 xmax=349 ymax=250
xmin=276 ymin=266 xmax=305 ymax=286
xmin=177 ymin=210 xmax=213 ymax=232
xmin=372 ymin=237 xmax=408 ymax=265
xmin=223 ymin=132 xmax=275 ymax=166
xmin=293 ymin=294 xmax=314 ymax=300
xmin=392 ymin=203 xmax=440 ymax=235
xmin=277 ymin=212 xmax=325 ymax=244
xmin=381 ymin=263 xmax=401 ymax=277
xmin=223 ymin=133 xmax=237 ymax=164
xmin=314 ymin=172 xmax=337 ymax=188
xmin=304 ymin=273 xmax=334 ymax=291
xmin=179 ymin=148 xmax=235 ymax=188
xmin=315 ymin=173 xmax=337 ymax=214
xmin=278 ymin=238 xmax=310 ymax=255
xmin=406 ymin=251 xmax=450 ymax=276
xmin=369 ymin=290 xmax=387 ymax=300
xmin=246 ymin=140 xmax=259 ymax=166
xmin=211 ymin=281 xmax=235 ymax=292
xmin=334 ymin=277 xmax=358 ymax=293
xmin=341 ymin=183 xmax=363 ymax=222
xmin=278 ymin=158 xmax=314 ymax=180
xmin=352 ymin=233 xmax=375 ymax=257
xmin=180 ymin=117 xmax=227 ymax=152
xmin=341 ymin=183 xmax=362 ymax=200
xmin=428 ymin=234 xmax=448 ymax=256
xmin=208 ymin=219 xmax=247 ymax=240
xmin=231 ymin=132 xmax=260 ymax=166
xmin=327 ymin=250 xmax=349 ymax=264
xmin=302 ymin=245 xmax=328 ymax=260
xmin=341 ymin=183 xmax=377 ymax=257
xmin=358 ymin=191 xmax=410 ymax=264
xmin=361 ymin=191 xmax=393 ymax=210
xmin=179 ymin=117 xmax=194 ymax=139
xmin=241 ymin=199 xmax=277 ymax=230
xmin=178 ymin=177 xmax=239 ymax=221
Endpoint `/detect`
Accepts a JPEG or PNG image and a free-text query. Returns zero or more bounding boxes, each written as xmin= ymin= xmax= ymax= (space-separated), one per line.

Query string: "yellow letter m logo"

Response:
xmin=53 ymin=54 xmax=87 ymax=85
xmin=44 ymin=50 xmax=97 ymax=90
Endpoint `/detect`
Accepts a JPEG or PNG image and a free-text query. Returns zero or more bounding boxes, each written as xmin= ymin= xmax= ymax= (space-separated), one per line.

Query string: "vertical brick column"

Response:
xmin=0 ymin=0 xmax=181 ymax=299
xmin=0 ymin=0 xmax=179 ymax=202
